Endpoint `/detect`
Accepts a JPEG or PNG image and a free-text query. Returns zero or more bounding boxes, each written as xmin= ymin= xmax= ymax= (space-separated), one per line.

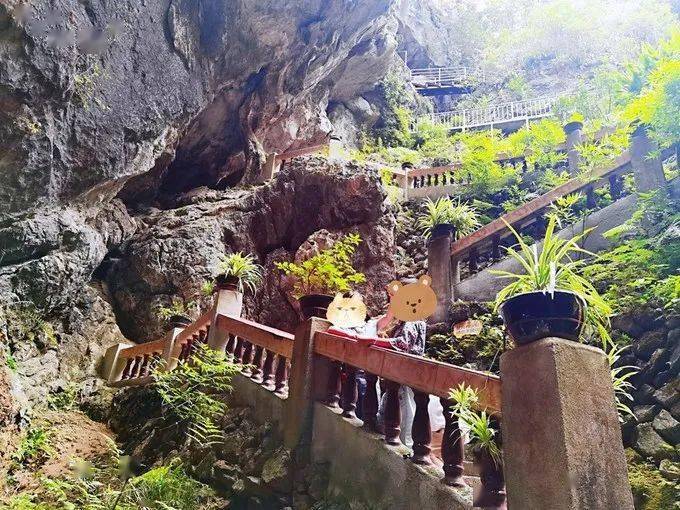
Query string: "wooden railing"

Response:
xmin=314 ymin=331 xmax=505 ymax=506
xmin=428 ymin=96 xmax=560 ymax=131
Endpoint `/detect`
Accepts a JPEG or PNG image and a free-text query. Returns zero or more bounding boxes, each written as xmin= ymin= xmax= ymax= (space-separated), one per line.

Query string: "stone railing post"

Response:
xmin=161 ymin=327 xmax=185 ymax=372
xmin=259 ymin=152 xmax=279 ymax=183
xmin=207 ymin=288 xmax=243 ymax=352
xmin=284 ymin=317 xmax=330 ymax=455
xmin=428 ymin=232 xmax=453 ymax=323
xmin=328 ymin=134 xmax=344 ymax=162
xmin=101 ymin=343 xmax=129 ymax=384
xmin=630 ymin=124 xmax=667 ymax=194
xmin=563 ymin=120 xmax=583 ymax=177
xmin=500 ymin=338 xmax=634 ymax=509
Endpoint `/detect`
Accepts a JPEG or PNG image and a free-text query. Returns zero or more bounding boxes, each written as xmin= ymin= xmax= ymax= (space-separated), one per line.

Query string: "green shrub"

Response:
xmin=217 ymin=252 xmax=264 ymax=294
xmin=13 ymin=427 xmax=54 ymax=466
xmin=153 ymin=343 xmax=239 ymax=445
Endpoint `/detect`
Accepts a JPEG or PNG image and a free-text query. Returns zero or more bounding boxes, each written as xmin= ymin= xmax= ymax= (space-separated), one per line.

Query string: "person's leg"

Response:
xmin=356 ymin=370 xmax=367 ymax=420
xmin=399 ymin=386 xmax=416 ymax=448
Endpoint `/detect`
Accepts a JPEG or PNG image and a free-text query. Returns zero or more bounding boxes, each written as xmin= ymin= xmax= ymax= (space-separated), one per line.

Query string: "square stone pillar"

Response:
xmin=101 ymin=343 xmax=129 ymax=383
xmin=207 ymin=288 xmax=243 ymax=352
xmin=259 ymin=152 xmax=279 ymax=183
xmin=630 ymin=125 xmax=667 ymax=194
xmin=500 ymin=338 xmax=634 ymax=510
xmin=563 ymin=121 xmax=583 ymax=177
xmin=162 ymin=327 xmax=185 ymax=372
xmin=427 ymin=233 xmax=453 ymax=323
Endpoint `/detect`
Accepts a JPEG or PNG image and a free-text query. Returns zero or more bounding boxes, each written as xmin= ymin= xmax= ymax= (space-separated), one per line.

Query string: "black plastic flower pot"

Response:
xmin=430 ymin=223 xmax=457 ymax=240
xmin=215 ymin=274 xmax=239 ymax=291
xmin=499 ymin=290 xmax=586 ymax=345
xmin=299 ymin=294 xmax=334 ymax=320
xmin=563 ymin=120 xmax=584 ymax=135
xmin=168 ymin=314 xmax=192 ymax=329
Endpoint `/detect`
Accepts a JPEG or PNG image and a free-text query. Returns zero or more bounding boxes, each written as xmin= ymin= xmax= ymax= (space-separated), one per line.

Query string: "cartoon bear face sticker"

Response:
xmin=386 ymin=275 xmax=437 ymax=321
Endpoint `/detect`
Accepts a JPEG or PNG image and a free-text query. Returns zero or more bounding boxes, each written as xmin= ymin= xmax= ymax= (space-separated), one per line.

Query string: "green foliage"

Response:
xmin=217 ymin=252 xmax=264 ymax=294
xmin=275 ymin=233 xmax=366 ymax=297
xmin=200 ymin=280 xmax=215 ymax=297
xmin=156 ymin=298 xmax=195 ymax=322
xmin=576 ymin=126 xmax=631 ymax=178
xmin=547 ymin=192 xmax=583 ymax=227
xmin=416 ymin=197 xmax=481 ymax=240
xmin=492 ymin=216 xmax=613 ymax=344
xmin=5 ymin=352 xmax=17 ymax=371
xmin=47 ymin=382 xmax=79 ymax=412
xmin=502 ymin=119 xmax=566 ymax=170
xmin=453 ymin=131 xmax=518 ymax=196
xmin=2 ymin=305 xmax=58 ymax=351
xmin=627 ymin=450 xmax=680 ymax=510
xmin=72 ymin=55 xmax=103 ymax=110
xmin=153 ymin=343 xmax=238 ymax=445
xmin=13 ymin=427 xmax=54 ymax=467
xmin=448 ymin=384 xmax=501 ymax=464
xmin=1 ymin=451 xmax=217 ymax=510
xmin=375 ymin=72 xmax=416 ymax=147
xmin=605 ymin=342 xmax=638 ymax=421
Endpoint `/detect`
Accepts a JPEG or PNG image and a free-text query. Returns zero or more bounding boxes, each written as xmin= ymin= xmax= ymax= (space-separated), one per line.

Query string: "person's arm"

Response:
xmin=386 ymin=322 xmax=426 ymax=355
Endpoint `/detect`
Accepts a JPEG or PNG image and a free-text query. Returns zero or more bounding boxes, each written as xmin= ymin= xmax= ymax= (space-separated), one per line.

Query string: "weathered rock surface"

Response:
xmin=0 ymin=0 xmax=399 ymax=213
xmin=104 ymin=157 xmax=393 ymax=341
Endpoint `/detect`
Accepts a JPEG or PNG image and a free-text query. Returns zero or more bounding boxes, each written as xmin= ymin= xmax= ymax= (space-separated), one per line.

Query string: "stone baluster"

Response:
xmin=475 ymin=415 xmax=507 ymax=510
xmin=383 ymin=380 xmax=401 ymax=445
xmin=274 ymin=356 xmax=289 ymax=397
xmin=440 ymin=398 xmax=467 ymax=488
xmin=140 ymin=354 xmax=151 ymax=377
xmin=468 ymin=247 xmax=479 ymax=273
xmin=132 ymin=356 xmax=144 ymax=378
xmin=362 ymin=373 xmax=379 ymax=431
xmin=121 ymin=358 xmax=133 ymax=380
xmin=250 ymin=345 xmax=264 ymax=383
xmin=586 ymin=185 xmax=597 ymax=209
xmin=411 ymin=391 xmax=432 ymax=465
xmin=326 ymin=361 xmax=342 ymax=408
xmin=261 ymin=350 xmax=276 ymax=390
xmin=341 ymin=365 xmax=358 ymax=419
xmin=225 ymin=334 xmax=237 ymax=358
xmin=233 ymin=337 xmax=245 ymax=363
xmin=609 ymin=174 xmax=623 ymax=200
xmin=240 ymin=342 xmax=254 ymax=376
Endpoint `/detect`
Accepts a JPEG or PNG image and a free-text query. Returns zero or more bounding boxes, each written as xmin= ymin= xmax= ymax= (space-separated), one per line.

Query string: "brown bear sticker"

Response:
xmin=387 ymin=275 xmax=437 ymax=321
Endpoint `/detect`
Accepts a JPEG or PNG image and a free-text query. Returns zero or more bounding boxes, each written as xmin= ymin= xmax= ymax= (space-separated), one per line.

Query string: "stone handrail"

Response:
xmin=450 ymin=150 xmax=632 ymax=263
xmin=314 ymin=331 xmax=501 ymax=414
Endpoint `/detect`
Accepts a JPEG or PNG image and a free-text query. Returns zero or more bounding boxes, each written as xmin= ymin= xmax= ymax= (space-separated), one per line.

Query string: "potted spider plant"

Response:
xmin=215 ymin=252 xmax=263 ymax=294
xmin=492 ymin=215 xmax=610 ymax=345
xmin=275 ymin=233 xmax=366 ymax=319
xmin=157 ymin=298 xmax=195 ymax=328
xmin=417 ymin=197 xmax=480 ymax=240
xmin=449 ymin=384 xmax=505 ymax=507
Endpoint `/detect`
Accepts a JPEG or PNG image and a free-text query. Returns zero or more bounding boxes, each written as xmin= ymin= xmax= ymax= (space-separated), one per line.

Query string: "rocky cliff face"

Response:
xmin=0 ymin=0 xmax=407 ymax=419
xmin=0 ymin=0 xmax=398 ymax=213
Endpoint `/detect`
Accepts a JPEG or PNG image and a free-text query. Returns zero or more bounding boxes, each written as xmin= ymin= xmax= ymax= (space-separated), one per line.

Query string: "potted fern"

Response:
xmin=492 ymin=215 xmax=609 ymax=345
xmin=275 ymin=233 xmax=366 ymax=319
xmin=215 ymin=252 xmax=263 ymax=294
xmin=157 ymin=298 xmax=195 ymax=328
xmin=449 ymin=384 xmax=504 ymax=507
xmin=417 ymin=197 xmax=480 ymax=240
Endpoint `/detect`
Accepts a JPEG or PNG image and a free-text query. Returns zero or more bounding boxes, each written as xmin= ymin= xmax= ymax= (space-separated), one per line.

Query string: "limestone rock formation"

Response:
xmin=104 ymin=157 xmax=393 ymax=341
xmin=0 ymin=0 xmax=398 ymax=213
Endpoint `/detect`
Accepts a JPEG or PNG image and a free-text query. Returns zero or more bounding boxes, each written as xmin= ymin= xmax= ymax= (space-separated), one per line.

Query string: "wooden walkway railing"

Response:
xmin=427 ymin=96 xmax=560 ymax=131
